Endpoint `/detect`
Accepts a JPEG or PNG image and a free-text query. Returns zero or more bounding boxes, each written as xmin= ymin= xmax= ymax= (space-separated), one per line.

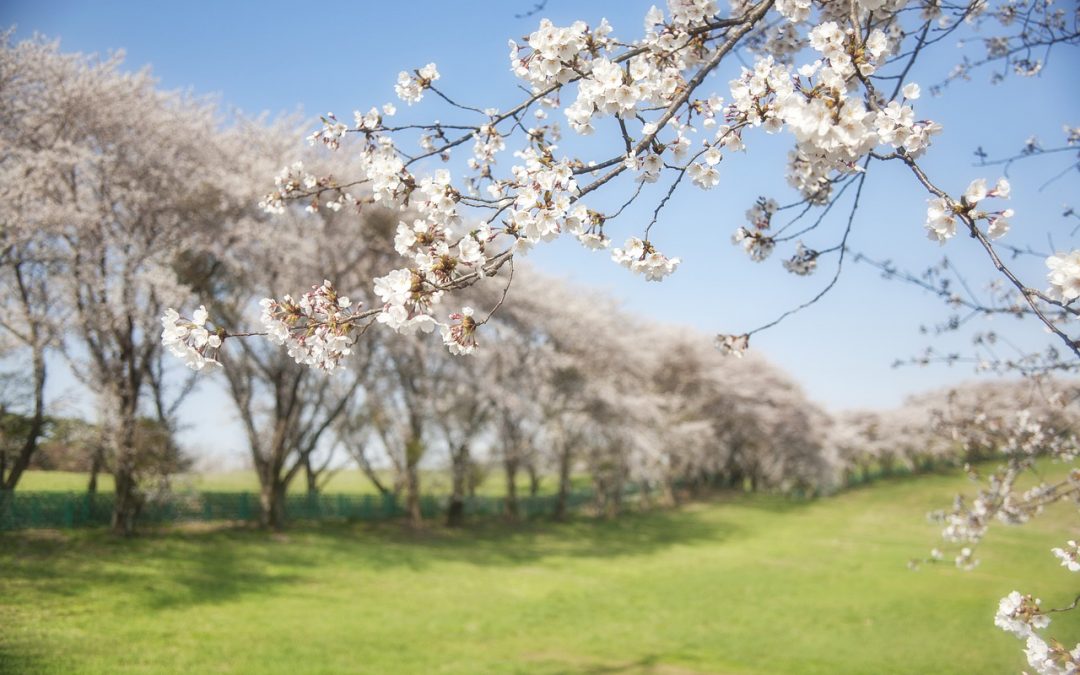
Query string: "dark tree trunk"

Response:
xmin=527 ymin=462 xmax=541 ymax=498
xmin=1 ymin=346 xmax=47 ymax=491
xmin=404 ymin=436 xmax=423 ymax=526
xmin=259 ymin=476 xmax=288 ymax=530
xmin=87 ymin=448 xmax=104 ymax=495
xmin=446 ymin=443 xmax=469 ymax=528
xmin=503 ymin=457 xmax=519 ymax=520
xmin=554 ymin=445 xmax=572 ymax=521
xmin=304 ymin=455 xmax=319 ymax=495
xmin=111 ymin=411 xmax=142 ymax=536
xmin=405 ymin=463 xmax=421 ymax=525
xmin=111 ymin=463 xmax=140 ymax=536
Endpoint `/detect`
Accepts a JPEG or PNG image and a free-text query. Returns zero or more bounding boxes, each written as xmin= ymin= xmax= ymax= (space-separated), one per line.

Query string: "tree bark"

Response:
xmin=554 ymin=445 xmax=572 ymax=521
xmin=87 ymin=448 xmax=104 ymax=495
xmin=259 ymin=476 xmax=288 ymax=530
xmin=303 ymin=455 xmax=319 ymax=495
xmin=110 ymin=409 xmax=142 ymax=536
xmin=527 ymin=462 xmax=541 ymax=498
xmin=503 ymin=457 xmax=519 ymax=520
xmin=446 ymin=443 xmax=469 ymax=528
xmin=1 ymin=344 xmax=47 ymax=491
xmin=111 ymin=462 xmax=140 ymax=536
xmin=404 ymin=436 xmax=423 ymax=526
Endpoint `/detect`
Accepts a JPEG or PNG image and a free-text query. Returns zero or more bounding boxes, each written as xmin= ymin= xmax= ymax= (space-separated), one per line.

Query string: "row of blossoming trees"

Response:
xmin=3 ymin=32 xmax=1067 ymax=535
xmin=0 ymin=33 xmax=832 ymax=530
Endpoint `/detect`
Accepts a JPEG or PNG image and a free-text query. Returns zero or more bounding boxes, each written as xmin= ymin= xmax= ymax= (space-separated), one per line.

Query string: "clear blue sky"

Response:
xmin=4 ymin=1 xmax=1078 ymax=465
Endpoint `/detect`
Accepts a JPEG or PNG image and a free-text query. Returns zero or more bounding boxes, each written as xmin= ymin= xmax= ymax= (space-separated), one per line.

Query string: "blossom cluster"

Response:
xmin=441 ymin=306 xmax=479 ymax=355
xmin=729 ymin=23 xmax=940 ymax=205
xmin=160 ymin=306 xmax=222 ymax=371
xmin=1046 ymin=251 xmax=1080 ymax=302
xmin=995 ymin=585 xmax=1080 ymax=675
xmin=308 ymin=112 xmax=349 ymax=151
xmin=506 ymin=149 xmax=580 ymax=248
xmin=373 ymin=267 xmax=439 ymax=335
xmin=714 ymin=333 xmax=749 ymax=358
xmin=782 ymin=242 xmax=818 ymax=276
xmin=733 ymin=197 xmax=778 ymax=261
xmin=259 ymin=161 xmax=318 ymax=215
xmin=1052 ymin=540 xmax=1080 ymax=572
xmin=611 ymin=237 xmax=681 ymax=281
xmin=995 ymin=591 xmax=1050 ymax=638
xmin=508 ymin=19 xmax=597 ymax=91
xmin=395 ymin=63 xmax=439 ymax=105
xmin=924 ymin=177 xmax=1011 ymax=244
xmin=260 ymin=280 xmax=360 ymax=372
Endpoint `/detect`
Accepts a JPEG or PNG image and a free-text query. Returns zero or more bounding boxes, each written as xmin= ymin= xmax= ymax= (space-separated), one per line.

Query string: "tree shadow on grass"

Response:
xmin=313 ymin=505 xmax=742 ymax=572
xmin=1 ymin=526 xmax=304 ymax=611
xmin=1 ymin=505 xmax=736 ymax=613
xmin=523 ymin=651 xmax=718 ymax=674
xmin=0 ymin=507 xmax=739 ymax=673
xmin=0 ymin=647 xmax=48 ymax=675
xmin=689 ymin=490 xmax=815 ymax=515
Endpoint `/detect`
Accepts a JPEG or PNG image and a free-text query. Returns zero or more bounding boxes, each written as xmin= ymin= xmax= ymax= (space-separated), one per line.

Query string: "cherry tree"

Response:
xmin=0 ymin=35 xmax=251 ymax=533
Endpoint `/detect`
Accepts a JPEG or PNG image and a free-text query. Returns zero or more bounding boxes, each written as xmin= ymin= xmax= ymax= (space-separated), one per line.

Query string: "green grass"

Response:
xmin=2 ymin=468 xmax=1077 ymax=674
xmin=14 ymin=471 xmax=116 ymax=493
xmin=14 ymin=469 xmax=589 ymax=498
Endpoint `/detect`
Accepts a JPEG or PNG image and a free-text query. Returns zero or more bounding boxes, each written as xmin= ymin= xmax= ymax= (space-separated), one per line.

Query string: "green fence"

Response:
xmin=0 ymin=488 xmax=604 ymax=531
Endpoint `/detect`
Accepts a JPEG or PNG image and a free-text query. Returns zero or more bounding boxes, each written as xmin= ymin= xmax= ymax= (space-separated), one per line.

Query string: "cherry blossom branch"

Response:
xmin=886 ymin=152 xmax=1080 ymax=359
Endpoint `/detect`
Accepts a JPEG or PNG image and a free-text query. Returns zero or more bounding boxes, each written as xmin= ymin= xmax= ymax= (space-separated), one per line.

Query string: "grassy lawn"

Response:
xmin=14 ymin=469 xmax=589 ymax=498
xmin=2 ymin=468 xmax=1078 ymax=674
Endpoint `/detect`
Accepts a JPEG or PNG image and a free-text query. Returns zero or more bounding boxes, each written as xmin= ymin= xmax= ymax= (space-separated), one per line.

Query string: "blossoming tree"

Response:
xmin=0 ymin=34 xmax=252 ymax=533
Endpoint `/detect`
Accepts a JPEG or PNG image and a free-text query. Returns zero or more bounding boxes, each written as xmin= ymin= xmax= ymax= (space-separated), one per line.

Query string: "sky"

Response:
xmin=3 ymin=1 xmax=1078 ymax=467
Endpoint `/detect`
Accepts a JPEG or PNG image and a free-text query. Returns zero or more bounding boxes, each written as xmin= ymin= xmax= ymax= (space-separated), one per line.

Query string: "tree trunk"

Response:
xmin=259 ymin=476 xmax=288 ymax=530
xmin=304 ymin=455 xmax=319 ymax=495
xmin=111 ymin=463 xmax=140 ymax=536
xmin=87 ymin=449 xmax=104 ymax=495
xmin=663 ymin=478 xmax=679 ymax=507
xmin=527 ymin=462 xmax=541 ymax=498
xmin=554 ymin=445 xmax=572 ymax=521
xmin=110 ymin=413 xmax=141 ymax=536
xmin=446 ymin=443 xmax=469 ymax=528
xmin=610 ymin=481 xmax=623 ymax=517
xmin=1 ymin=346 xmax=47 ymax=491
xmin=405 ymin=461 xmax=421 ymax=526
xmin=503 ymin=457 xmax=519 ymax=520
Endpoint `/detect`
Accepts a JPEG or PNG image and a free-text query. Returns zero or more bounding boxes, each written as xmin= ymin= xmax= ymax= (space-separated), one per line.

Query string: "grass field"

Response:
xmin=2 ymin=468 xmax=1078 ymax=674
xmin=14 ymin=469 xmax=588 ymax=498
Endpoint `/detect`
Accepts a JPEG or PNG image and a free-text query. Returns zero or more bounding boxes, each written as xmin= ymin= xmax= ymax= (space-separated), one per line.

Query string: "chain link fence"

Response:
xmin=0 ymin=488 xmax=604 ymax=531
